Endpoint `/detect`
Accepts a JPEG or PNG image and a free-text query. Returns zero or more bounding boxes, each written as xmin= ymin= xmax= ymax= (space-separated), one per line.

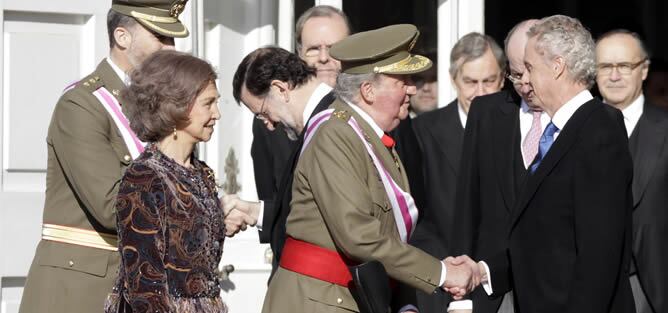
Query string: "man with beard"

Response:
xmin=19 ymin=1 xmax=189 ymax=312
xmin=246 ymin=5 xmax=350 ymax=257
xmin=224 ymin=47 xmax=337 ymax=277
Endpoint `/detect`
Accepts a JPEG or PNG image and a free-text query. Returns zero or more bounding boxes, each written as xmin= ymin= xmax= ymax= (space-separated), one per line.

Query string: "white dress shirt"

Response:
xmin=458 ymin=102 xmax=468 ymax=129
xmin=106 ymin=57 xmax=130 ymax=86
xmin=481 ymin=89 xmax=594 ymax=296
xmin=620 ymin=94 xmax=644 ymax=138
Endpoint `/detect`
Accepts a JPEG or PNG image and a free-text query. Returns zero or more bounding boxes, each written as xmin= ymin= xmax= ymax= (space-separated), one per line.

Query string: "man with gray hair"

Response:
xmin=448 ymin=15 xmax=635 ymax=313
xmin=450 ymin=19 xmax=549 ymax=313
xmin=409 ymin=31 xmax=506 ymax=313
xmin=596 ymin=29 xmax=668 ymax=313
xmin=262 ymin=24 xmax=478 ymax=313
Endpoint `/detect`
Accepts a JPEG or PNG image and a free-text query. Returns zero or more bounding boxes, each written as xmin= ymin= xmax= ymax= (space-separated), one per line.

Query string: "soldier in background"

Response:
xmin=19 ymin=1 xmax=189 ymax=312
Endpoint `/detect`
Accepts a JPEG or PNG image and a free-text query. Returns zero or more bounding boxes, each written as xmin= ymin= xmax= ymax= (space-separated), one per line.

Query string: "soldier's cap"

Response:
xmin=111 ymin=0 xmax=189 ymax=38
xmin=330 ymin=24 xmax=432 ymax=75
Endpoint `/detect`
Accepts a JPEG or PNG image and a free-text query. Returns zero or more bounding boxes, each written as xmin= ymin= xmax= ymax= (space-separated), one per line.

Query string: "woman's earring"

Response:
xmin=173 ymin=127 xmax=177 ymax=140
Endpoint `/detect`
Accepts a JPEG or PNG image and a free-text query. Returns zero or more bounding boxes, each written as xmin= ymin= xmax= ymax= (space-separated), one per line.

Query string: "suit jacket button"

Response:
xmin=336 ymin=298 xmax=343 ymax=304
xmin=123 ymin=155 xmax=131 ymax=162
xmin=68 ymin=260 xmax=74 ymax=267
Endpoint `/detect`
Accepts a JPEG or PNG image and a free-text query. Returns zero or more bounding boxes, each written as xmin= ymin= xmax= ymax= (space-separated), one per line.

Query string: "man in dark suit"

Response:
xmin=451 ymin=19 xmax=551 ymax=313
xmin=224 ymin=47 xmax=337 ymax=276
xmin=596 ymin=29 xmax=667 ymax=313
xmin=450 ymin=15 xmax=635 ymax=313
xmin=410 ymin=32 xmax=506 ymax=313
xmin=391 ymin=53 xmax=437 ymax=214
xmin=244 ymin=5 xmax=349 ymax=266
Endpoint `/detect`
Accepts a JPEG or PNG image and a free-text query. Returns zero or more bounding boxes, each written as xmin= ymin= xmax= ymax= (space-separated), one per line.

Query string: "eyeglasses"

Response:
xmin=255 ymin=96 xmax=268 ymax=120
xmin=303 ymin=45 xmax=332 ymax=57
xmin=597 ymin=59 xmax=647 ymax=76
xmin=505 ymin=72 xmax=524 ymax=86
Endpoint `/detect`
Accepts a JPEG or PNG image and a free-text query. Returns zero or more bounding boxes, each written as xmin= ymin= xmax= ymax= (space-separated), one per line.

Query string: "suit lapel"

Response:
xmin=426 ymin=101 xmax=464 ymax=174
xmin=630 ymin=103 xmax=668 ymax=206
xmin=510 ymin=100 xmax=599 ymax=229
xmin=492 ymin=95 xmax=521 ymax=212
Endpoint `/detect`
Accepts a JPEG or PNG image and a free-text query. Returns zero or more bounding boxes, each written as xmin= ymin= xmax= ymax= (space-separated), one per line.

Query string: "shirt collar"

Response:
xmin=621 ymin=94 xmax=644 ymax=124
xmin=551 ymin=90 xmax=593 ymax=131
xmin=106 ymin=57 xmax=130 ymax=86
xmin=345 ymin=100 xmax=384 ymax=138
xmin=303 ymin=83 xmax=333 ymax=124
xmin=457 ymin=102 xmax=467 ymax=129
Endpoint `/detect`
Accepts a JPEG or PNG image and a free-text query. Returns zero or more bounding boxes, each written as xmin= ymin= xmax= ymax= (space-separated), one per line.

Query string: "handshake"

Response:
xmin=441 ymin=255 xmax=488 ymax=300
xmin=221 ymin=194 xmax=261 ymax=237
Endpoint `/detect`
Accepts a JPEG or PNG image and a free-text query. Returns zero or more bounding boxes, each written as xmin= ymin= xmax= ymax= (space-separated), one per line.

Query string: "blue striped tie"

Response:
xmin=530 ymin=122 xmax=559 ymax=174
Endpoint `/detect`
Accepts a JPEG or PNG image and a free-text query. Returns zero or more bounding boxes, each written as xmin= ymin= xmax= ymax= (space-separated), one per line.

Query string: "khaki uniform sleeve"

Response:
xmin=48 ymin=89 xmax=124 ymax=230
xmin=303 ymin=122 xmax=442 ymax=294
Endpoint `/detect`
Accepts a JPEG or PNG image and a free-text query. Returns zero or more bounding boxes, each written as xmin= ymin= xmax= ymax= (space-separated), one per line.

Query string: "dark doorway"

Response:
xmin=485 ymin=0 xmax=667 ymax=64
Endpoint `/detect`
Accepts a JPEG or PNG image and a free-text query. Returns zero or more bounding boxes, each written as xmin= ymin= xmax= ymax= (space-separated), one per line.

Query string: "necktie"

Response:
xmin=529 ymin=122 xmax=559 ymax=174
xmin=523 ymin=110 xmax=543 ymax=167
xmin=381 ymin=134 xmax=395 ymax=148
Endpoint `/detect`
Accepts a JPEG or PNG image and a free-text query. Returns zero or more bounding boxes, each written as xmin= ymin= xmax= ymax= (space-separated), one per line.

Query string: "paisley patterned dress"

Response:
xmin=105 ymin=144 xmax=228 ymax=313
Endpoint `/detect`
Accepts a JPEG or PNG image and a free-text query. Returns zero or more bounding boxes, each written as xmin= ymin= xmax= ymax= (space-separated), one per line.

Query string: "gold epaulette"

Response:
xmin=332 ymin=109 xmax=351 ymax=121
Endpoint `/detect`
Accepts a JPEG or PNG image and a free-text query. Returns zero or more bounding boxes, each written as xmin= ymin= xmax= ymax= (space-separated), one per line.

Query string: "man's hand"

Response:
xmin=221 ymin=194 xmax=261 ymax=220
xmin=221 ymin=194 xmax=261 ymax=237
xmin=224 ymin=209 xmax=256 ymax=237
xmin=442 ymin=255 xmax=482 ymax=299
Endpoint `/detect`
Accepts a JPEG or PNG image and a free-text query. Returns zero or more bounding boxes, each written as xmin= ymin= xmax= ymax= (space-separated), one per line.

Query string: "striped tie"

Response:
xmin=523 ymin=110 xmax=543 ymax=167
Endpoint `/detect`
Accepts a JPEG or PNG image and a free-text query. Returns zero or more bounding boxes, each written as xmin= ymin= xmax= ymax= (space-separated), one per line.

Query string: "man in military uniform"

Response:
xmin=19 ymin=1 xmax=189 ymax=312
xmin=260 ymin=24 xmax=478 ymax=313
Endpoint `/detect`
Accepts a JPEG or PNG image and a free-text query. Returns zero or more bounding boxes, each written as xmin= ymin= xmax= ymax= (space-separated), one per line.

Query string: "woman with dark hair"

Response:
xmin=104 ymin=50 xmax=229 ymax=313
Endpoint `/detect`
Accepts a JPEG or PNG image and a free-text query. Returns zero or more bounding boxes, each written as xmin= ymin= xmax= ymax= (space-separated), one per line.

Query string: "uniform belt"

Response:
xmin=41 ymin=223 xmax=118 ymax=251
xmin=280 ymin=237 xmax=355 ymax=287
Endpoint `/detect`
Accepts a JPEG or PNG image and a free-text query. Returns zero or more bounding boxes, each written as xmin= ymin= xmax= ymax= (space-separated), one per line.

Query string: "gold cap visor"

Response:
xmin=330 ymin=24 xmax=433 ymax=75
xmin=342 ymin=51 xmax=433 ymax=75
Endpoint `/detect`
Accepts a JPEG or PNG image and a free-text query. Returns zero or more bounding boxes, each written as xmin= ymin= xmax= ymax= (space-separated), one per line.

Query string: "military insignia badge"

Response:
xmin=170 ymin=0 xmax=187 ymax=17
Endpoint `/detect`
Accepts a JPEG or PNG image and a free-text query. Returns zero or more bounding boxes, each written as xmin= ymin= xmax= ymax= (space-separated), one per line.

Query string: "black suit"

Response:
xmin=252 ymin=120 xmax=297 ymax=243
xmin=251 ymin=91 xmax=335 ymax=277
xmin=409 ymin=100 xmax=463 ymax=312
xmin=452 ymin=91 xmax=526 ymax=313
xmin=487 ymin=98 xmax=635 ymax=313
xmin=392 ymin=116 xmax=426 ymax=211
xmin=628 ymin=101 xmax=668 ymax=313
